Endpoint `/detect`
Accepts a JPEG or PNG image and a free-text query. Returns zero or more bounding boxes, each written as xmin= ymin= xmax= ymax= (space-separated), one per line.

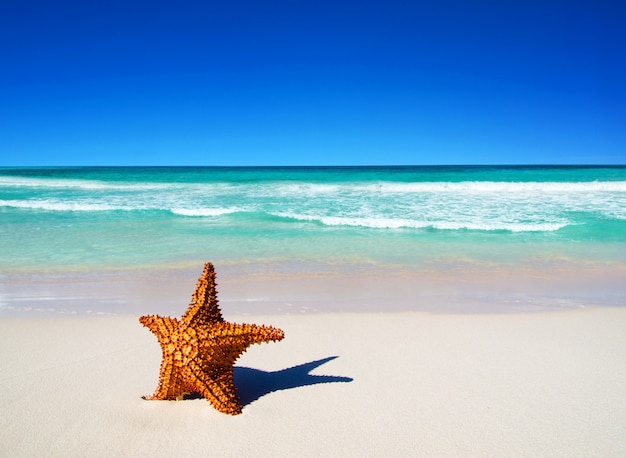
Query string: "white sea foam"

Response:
xmin=0 ymin=200 xmax=243 ymax=216
xmin=273 ymin=212 xmax=569 ymax=232
xmin=2 ymin=173 xmax=624 ymax=232
xmin=169 ymin=207 xmax=241 ymax=217
xmin=0 ymin=199 xmax=134 ymax=212
xmin=0 ymin=176 xmax=177 ymax=191
xmin=3 ymin=175 xmax=625 ymax=195
xmin=283 ymin=180 xmax=626 ymax=195
xmin=266 ymin=183 xmax=344 ymax=196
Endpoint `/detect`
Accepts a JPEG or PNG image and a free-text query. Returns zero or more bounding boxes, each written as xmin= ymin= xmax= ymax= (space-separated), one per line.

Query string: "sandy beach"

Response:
xmin=3 ymin=0 xmax=626 ymax=453
xmin=2 ymin=306 xmax=625 ymax=457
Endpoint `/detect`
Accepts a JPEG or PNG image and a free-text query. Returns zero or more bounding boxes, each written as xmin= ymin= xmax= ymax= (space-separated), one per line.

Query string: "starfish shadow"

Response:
xmin=232 ymin=356 xmax=353 ymax=407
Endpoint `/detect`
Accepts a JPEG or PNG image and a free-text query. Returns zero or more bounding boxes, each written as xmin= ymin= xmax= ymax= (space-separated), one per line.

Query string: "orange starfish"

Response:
xmin=139 ymin=262 xmax=284 ymax=415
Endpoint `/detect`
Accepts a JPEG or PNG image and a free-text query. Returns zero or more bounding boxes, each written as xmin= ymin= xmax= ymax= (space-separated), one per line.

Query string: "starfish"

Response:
xmin=139 ymin=262 xmax=284 ymax=415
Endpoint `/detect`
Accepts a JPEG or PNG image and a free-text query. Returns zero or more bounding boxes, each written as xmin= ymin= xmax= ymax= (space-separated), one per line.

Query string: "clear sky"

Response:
xmin=1 ymin=0 xmax=624 ymax=166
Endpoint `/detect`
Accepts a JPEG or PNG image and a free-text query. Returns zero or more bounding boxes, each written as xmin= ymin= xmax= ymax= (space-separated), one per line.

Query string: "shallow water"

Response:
xmin=2 ymin=165 xmax=625 ymax=271
xmin=1 ymin=166 xmax=625 ymax=315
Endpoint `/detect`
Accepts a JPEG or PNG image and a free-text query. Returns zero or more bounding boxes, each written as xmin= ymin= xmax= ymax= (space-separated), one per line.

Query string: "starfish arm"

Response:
xmin=139 ymin=314 xmax=177 ymax=336
xmin=139 ymin=315 xmax=188 ymax=400
xmin=144 ymin=357 xmax=186 ymax=400
xmin=193 ymin=323 xmax=285 ymax=377
xmin=186 ymin=360 xmax=243 ymax=415
xmin=181 ymin=262 xmax=224 ymax=326
xmin=213 ymin=322 xmax=285 ymax=348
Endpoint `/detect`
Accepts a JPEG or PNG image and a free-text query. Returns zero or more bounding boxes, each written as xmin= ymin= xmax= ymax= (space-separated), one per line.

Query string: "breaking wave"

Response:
xmin=2 ymin=169 xmax=624 ymax=235
xmin=272 ymin=212 xmax=569 ymax=232
xmin=169 ymin=207 xmax=242 ymax=217
xmin=0 ymin=199 xmax=134 ymax=212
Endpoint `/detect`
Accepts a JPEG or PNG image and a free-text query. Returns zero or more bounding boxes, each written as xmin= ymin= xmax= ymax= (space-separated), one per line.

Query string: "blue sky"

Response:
xmin=1 ymin=0 xmax=624 ymax=165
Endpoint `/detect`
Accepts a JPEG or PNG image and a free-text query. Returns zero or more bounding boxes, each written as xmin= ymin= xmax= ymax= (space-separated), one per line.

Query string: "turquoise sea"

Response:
xmin=1 ymin=165 xmax=626 ymax=275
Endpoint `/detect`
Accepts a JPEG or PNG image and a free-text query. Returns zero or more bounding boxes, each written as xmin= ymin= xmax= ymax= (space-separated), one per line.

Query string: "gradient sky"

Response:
xmin=1 ymin=0 xmax=624 ymax=166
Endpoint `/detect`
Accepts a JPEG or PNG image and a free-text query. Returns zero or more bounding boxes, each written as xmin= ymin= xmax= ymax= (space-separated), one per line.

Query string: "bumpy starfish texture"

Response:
xmin=139 ymin=262 xmax=284 ymax=415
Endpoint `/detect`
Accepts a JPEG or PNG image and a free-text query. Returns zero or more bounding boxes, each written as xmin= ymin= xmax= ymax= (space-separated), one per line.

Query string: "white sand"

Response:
xmin=1 ymin=308 xmax=626 ymax=457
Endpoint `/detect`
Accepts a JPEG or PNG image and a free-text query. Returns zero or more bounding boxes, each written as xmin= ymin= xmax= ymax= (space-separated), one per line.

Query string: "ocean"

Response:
xmin=1 ymin=165 xmax=625 ymax=314
xmin=2 ymin=165 xmax=626 ymax=271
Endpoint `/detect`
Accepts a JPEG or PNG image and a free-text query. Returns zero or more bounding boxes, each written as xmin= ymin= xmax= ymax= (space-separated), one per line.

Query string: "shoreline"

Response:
xmin=2 ymin=261 xmax=625 ymax=317
xmin=2 ymin=307 xmax=625 ymax=456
